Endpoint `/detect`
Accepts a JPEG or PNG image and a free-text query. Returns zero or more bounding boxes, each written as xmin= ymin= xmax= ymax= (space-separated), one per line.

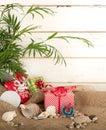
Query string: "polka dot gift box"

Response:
xmin=44 ymin=86 xmax=76 ymax=114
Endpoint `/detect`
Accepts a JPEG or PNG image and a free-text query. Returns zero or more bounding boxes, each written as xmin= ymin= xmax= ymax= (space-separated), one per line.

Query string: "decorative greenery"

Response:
xmin=0 ymin=4 xmax=93 ymax=81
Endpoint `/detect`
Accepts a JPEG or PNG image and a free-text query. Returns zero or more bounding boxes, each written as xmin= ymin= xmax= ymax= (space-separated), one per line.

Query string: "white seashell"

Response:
xmin=20 ymin=103 xmax=41 ymax=119
xmin=38 ymin=111 xmax=49 ymax=119
xmin=2 ymin=111 xmax=17 ymax=122
xmin=46 ymin=106 xmax=56 ymax=116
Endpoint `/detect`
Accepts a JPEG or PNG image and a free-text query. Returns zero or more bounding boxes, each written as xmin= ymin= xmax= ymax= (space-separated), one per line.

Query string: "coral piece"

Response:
xmin=74 ymin=114 xmax=92 ymax=124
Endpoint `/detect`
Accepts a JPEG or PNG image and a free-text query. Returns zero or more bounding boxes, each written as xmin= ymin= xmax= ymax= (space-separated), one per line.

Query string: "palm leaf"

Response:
xmin=14 ymin=25 xmax=39 ymax=40
xmin=23 ymin=39 xmax=66 ymax=65
xmin=2 ymin=12 xmax=21 ymax=34
xmin=47 ymin=32 xmax=58 ymax=40
xmin=26 ymin=5 xmax=54 ymax=19
xmin=0 ymin=4 xmax=23 ymax=19
xmin=54 ymin=36 xmax=93 ymax=47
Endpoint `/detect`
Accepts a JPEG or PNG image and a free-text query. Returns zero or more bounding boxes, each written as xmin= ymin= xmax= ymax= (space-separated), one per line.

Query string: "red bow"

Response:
xmin=51 ymin=86 xmax=67 ymax=97
xmin=43 ymin=86 xmax=76 ymax=96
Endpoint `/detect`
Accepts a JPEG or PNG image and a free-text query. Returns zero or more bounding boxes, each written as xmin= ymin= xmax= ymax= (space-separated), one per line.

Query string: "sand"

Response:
xmin=0 ymin=86 xmax=106 ymax=130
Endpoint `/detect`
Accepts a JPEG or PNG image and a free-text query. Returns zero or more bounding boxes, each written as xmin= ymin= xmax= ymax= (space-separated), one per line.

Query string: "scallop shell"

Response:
xmin=2 ymin=111 xmax=17 ymax=122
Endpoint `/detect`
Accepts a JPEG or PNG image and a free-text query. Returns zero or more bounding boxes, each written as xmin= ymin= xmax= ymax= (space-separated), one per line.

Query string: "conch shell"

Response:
xmin=20 ymin=103 xmax=42 ymax=119
xmin=2 ymin=111 xmax=17 ymax=122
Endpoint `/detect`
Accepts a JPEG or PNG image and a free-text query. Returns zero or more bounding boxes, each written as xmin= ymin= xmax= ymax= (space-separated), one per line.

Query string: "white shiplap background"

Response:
xmin=1 ymin=0 xmax=106 ymax=91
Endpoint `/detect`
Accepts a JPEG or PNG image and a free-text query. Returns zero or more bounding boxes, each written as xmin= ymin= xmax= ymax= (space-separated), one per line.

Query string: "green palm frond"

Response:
xmin=26 ymin=5 xmax=54 ymax=19
xmin=45 ymin=32 xmax=93 ymax=47
xmin=47 ymin=32 xmax=58 ymax=40
xmin=54 ymin=35 xmax=93 ymax=47
xmin=23 ymin=38 xmax=66 ymax=65
xmin=23 ymin=39 xmax=50 ymax=57
xmin=2 ymin=12 xmax=21 ymax=34
xmin=0 ymin=4 xmax=23 ymax=20
xmin=14 ymin=25 xmax=39 ymax=41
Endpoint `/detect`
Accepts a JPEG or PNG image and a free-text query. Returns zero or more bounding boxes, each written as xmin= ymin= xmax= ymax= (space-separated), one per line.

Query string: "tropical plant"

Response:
xmin=0 ymin=4 xmax=93 ymax=81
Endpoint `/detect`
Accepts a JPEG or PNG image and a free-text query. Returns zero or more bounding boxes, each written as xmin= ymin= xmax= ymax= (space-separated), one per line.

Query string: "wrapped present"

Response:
xmin=4 ymin=80 xmax=30 ymax=104
xmin=17 ymin=89 xmax=30 ymax=104
xmin=44 ymin=86 xmax=76 ymax=114
xmin=4 ymin=81 xmax=18 ymax=91
xmin=29 ymin=77 xmax=44 ymax=95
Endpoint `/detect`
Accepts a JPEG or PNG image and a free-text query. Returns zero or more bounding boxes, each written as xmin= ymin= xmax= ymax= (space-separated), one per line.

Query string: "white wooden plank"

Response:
xmin=1 ymin=0 xmax=106 ymax=5
xmin=1 ymin=6 xmax=106 ymax=31
xmin=20 ymin=33 xmax=106 ymax=58
xmin=22 ymin=58 xmax=106 ymax=82
xmin=18 ymin=7 xmax=106 ymax=31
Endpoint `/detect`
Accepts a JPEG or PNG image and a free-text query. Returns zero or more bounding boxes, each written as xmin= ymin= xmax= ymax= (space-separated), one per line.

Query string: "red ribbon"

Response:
xmin=50 ymin=86 xmax=76 ymax=97
xmin=51 ymin=86 xmax=67 ymax=97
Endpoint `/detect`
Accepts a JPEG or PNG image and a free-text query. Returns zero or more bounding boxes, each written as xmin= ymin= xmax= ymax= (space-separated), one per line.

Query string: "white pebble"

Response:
xmin=7 ymin=121 xmax=14 ymax=126
xmin=69 ymin=125 xmax=74 ymax=129
xmin=92 ymin=117 xmax=98 ymax=122
xmin=80 ymin=125 xmax=86 ymax=129
xmin=76 ymin=124 xmax=81 ymax=129
xmin=70 ymin=117 xmax=74 ymax=120
xmin=54 ymin=115 xmax=59 ymax=119
xmin=77 ymin=113 xmax=82 ymax=116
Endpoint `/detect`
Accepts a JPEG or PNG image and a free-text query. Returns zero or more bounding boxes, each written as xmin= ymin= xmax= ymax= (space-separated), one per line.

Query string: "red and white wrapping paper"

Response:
xmin=44 ymin=86 xmax=76 ymax=114
xmin=4 ymin=80 xmax=30 ymax=104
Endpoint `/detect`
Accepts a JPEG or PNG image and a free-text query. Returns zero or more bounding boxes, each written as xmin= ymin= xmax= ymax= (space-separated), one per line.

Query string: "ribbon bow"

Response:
xmin=51 ymin=86 xmax=68 ymax=97
xmin=14 ymin=80 xmax=28 ymax=92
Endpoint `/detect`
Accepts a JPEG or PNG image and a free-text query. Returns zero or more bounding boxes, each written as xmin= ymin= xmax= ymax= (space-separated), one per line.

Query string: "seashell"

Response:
xmin=37 ymin=111 xmax=49 ymax=119
xmin=20 ymin=103 xmax=42 ymax=119
xmin=2 ymin=111 xmax=17 ymax=122
xmin=46 ymin=106 xmax=56 ymax=116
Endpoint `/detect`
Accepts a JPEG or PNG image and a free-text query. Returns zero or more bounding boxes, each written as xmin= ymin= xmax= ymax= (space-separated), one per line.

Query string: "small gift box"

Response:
xmin=29 ymin=77 xmax=44 ymax=95
xmin=44 ymin=86 xmax=76 ymax=114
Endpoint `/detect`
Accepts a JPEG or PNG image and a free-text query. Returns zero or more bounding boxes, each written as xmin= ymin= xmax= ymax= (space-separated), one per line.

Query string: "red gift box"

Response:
xmin=4 ymin=80 xmax=30 ymax=104
xmin=44 ymin=86 xmax=76 ymax=114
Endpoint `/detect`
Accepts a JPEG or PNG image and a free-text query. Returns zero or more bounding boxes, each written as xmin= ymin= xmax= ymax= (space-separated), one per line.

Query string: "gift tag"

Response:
xmin=0 ymin=91 xmax=21 ymax=107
